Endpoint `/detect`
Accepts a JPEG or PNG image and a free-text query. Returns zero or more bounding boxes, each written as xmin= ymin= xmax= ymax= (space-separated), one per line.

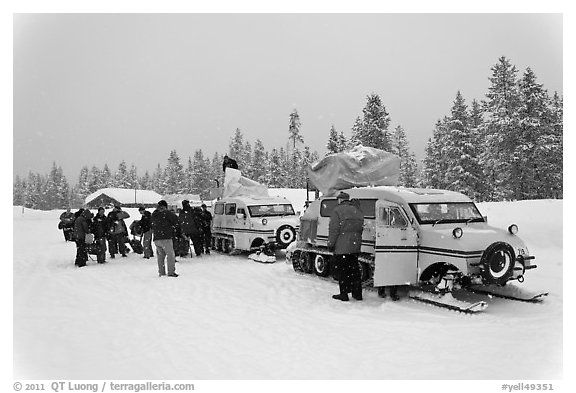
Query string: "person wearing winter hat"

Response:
xmin=138 ymin=206 xmax=154 ymax=259
xmin=327 ymin=191 xmax=365 ymax=301
xmin=151 ymin=200 xmax=180 ymax=277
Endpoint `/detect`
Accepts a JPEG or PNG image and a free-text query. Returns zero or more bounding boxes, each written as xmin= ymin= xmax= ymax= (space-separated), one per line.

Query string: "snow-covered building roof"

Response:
xmin=85 ymin=188 xmax=162 ymax=208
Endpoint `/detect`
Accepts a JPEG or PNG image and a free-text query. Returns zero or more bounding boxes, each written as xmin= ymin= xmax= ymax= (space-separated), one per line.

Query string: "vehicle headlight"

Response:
xmin=452 ymin=227 xmax=463 ymax=239
xmin=262 ymin=218 xmax=268 ymax=225
xmin=508 ymin=224 xmax=518 ymax=235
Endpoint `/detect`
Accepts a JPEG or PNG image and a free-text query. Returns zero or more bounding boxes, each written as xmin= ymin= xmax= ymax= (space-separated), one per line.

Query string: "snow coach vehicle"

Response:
xmin=211 ymin=167 xmax=300 ymax=262
xmin=287 ymin=145 xmax=545 ymax=312
xmin=212 ymin=195 xmax=299 ymax=256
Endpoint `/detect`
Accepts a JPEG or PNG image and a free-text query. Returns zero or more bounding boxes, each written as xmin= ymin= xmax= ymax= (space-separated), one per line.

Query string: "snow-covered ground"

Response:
xmin=11 ymin=200 xmax=565 ymax=383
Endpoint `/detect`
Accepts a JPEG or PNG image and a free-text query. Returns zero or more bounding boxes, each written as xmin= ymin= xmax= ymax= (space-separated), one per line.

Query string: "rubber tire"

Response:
xmin=276 ymin=225 xmax=296 ymax=248
xmin=313 ymin=254 xmax=330 ymax=277
xmin=358 ymin=261 xmax=370 ymax=282
xmin=480 ymin=242 xmax=515 ymax=285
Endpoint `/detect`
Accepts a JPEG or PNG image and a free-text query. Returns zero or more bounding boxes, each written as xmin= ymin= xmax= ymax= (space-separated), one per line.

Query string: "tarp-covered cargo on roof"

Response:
xmin=307 ymin=145 xmax=400 ymax=196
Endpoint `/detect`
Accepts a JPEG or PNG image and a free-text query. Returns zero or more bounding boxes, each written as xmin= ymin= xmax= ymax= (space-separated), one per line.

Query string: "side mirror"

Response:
xmin=483 ymin=216 xmax=488 ymax=223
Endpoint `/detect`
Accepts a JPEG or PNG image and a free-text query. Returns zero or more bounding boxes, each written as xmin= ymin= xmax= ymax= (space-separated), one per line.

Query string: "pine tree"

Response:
xmin=252 ymin=139 xmax=268 ymax=184
xmin=13 ymin=175 xmax=26 ymax=206
xmin=391 ymin=126 xmax=418 ymax=187
xmin=358 ymin=93 xmax=392 ymax=151
xmin=422 ymin=118 xmax=450 ymax=189
xmin=192 ymin=149 xmax=212 ymax=197
xmin=243 ymin=141 xmax=253 ymax=179
xmin=87 ymin=166 xmax=102 ymax=193
xmin=545 ymin=92 xmax=563 ymax=198
xmin=479 ymin=56 xmax=522 ymax=201
xmin=77 ymin=166 xmax=91 ymax=201
xmin=152 ymin=163 xmax=164 ymax=194
xmin=44 ymin=162 xmax=70 ymax=209
xmin=164 ymin=150 xmax=186 ymax=194
xmin=288 ymin=109 xmax=304 ymax=151
xmin=128 ymin=164 xmax=139 ymax=189
xmin=468 ymin=99 xmax=486 ymax=199
xmin=228 ymin=128 xmax=244 ymax=166
xmin=139 ymin=171 xmax=153 ymax=190
xmin=101 ymin=164 xmax=113 ymax=188
xmin=350 ymin=116 xmax=363 ymax=147
xmin=114 ymin=161 xmax=131 ymax=188
xmin=267 ymin=148 xmax=284 ymax=187
xmin=326 ymin=125 xmax=340 ymax=155
xmin=338 ymin=130 xmax=348 ymax=152
xmin=443 ymin=92 xmax=481 ymax=199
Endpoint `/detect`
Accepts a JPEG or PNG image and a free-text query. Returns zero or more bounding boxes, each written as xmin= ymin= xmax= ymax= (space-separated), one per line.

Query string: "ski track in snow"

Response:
xmin=12 ymin=201 xmax=563 ymax=380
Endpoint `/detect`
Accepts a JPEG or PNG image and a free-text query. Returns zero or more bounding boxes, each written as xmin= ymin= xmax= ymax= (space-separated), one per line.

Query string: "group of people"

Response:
xmin=59 ymin=200 xmax=213 ymax=276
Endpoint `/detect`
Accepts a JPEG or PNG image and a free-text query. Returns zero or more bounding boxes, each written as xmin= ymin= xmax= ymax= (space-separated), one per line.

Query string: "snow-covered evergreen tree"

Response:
xmin=479 ymin=56 xmax=522 ymax=201
xmin=163 ymin=150 xmax=186 ymax=194
xmin=422 ymin=118 xmax=449 ymax=189
xmin=228 ymin=128 xmax=245 ymax=167
xmin=77 ymin=166 xmax=91 ymax=200
xmin=192 ymin=149 xmax=212 ymax=197
xmin=267 ymin=148 xmax=284 ymax=187
xmin=390 ymin=126 xmax=418 ymax=187
xmin=442 ymin=92 xmax=481 ymax=199
xmin=350 ymin=116 xmax=362 ymax=147
xmin=151 ymin=163 xmax=164 ymax=194
xmin=242 ymin=141 xmax=253 ymax=179
xmin=516 ymin=68 xmax=560 ymax=199
xmin=101 ymin=164 xmax=113 ymax=188
xmin=338 ymin=130 xmax=348 ymax=152
xmin=139 ymin=171 xmax=153 ymax=190
xmin=544 ymin=91 xmax=563 ymax=198
xmin=114 ymin=161 xmax=131 ymax=189
xmin=251 ymin=139 xmax=268 ymax=184
xmin=128 ymin=164 xmax=139 ymax=189
xmin=288 ymin=109 xmax=304 ymax=151
xmin=326 ymin=125 xmax=340 ymax=155
xmin=358 ymin=93 xmax=392 ymax=151
xmin=13 ymin=175 xmax=26 ymax=206
xmin=44 ymin=162 xmax=70 ymax=209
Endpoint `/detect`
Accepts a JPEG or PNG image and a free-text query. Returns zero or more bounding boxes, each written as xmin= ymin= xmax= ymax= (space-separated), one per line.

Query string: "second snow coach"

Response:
xmin=286 ymin=146 xmax=546 ymax=313
xmin=211 ymin=168 xmax=299 ymax=262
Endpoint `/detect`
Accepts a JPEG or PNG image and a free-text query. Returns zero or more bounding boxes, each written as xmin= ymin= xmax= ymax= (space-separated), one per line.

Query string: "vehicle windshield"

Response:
xmin=409 ymin=202 xmax=484 ymax=225
xmin=248 ymin=204 xmax=296 ymax=217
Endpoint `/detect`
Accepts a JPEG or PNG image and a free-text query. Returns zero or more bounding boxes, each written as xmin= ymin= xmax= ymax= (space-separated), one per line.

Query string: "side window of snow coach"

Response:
xmin=357 ymin=199 xmax=376 ymax=219
xmin=378 ymin=207 xmax=389 ymax=226
xmin=389 ymin=207 xmax=408 ymax=228
xmin=320 ymin=199 xmax=338 ymax=217
xmin=214 ymin=203 xmax=225 ymax=215
xmin=225 ymin=203 xmax=237 ymax=215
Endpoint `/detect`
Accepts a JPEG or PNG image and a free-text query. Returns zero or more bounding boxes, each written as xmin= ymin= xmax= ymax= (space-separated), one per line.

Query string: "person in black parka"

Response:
xmin=59 ymin=208 xmax=75 ymax=241
xmin=179 ymin=200 xmax=204 ymax=257
xmin=199 ymin=203 xmax=213 ymax=254
xmin=327 ymin=192 xmax=365 ymax=302
xmin=91 ymin=207 xmax=110 ymax=263
xmin=139 ymin=206 xmax=154 ymax=259
xmin=73 ymin=209 xmax=94 ymax=267
xmin=222 ymin=155 xmax=239 ymax=171
xmin=107 ymin=205 xmax=130 ymax=258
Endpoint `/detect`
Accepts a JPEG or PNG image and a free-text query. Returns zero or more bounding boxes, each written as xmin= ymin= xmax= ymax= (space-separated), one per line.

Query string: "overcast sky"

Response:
xmin=13 ymin=13 xmax=562 ymax=181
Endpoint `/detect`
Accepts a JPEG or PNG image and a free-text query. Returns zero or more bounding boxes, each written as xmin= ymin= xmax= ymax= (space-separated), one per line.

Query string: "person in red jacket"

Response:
xmin=327 ymin=192 xmax=365 ymax=301
xmin=151 ymin=200 xmax=180 ymax=277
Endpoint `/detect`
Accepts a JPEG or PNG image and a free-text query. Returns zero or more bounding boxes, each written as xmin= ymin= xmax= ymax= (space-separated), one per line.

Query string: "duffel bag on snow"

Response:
xmin=86 ymin=242 xmax=103 ymax=255
xmin=129 ymin=237 xmax=143 ymax=254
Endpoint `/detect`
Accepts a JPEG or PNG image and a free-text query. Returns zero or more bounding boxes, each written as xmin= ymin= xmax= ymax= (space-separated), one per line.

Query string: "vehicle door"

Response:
xmin=373 ymin=200 xmax=419 ymax=286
